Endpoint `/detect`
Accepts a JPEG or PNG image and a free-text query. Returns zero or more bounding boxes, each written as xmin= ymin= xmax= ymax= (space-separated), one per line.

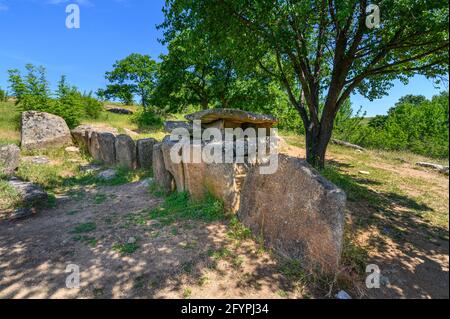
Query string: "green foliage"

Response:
xmin=113 ymin=242 xmax=139 ymax=255
xmin=71 ymin=222 xmax=97 ymax=234
xmin=131 ymin=109 xmax=164 ymax=129
xmin=347 ymin=92 xmax=449 ymax=158
xmin=102 ymin=53 xmax=157 ymax=108
xmin=8 ymin=66 xmax=103 ymax=129
xmin=0 ymin=87 xmax=7 ymax=102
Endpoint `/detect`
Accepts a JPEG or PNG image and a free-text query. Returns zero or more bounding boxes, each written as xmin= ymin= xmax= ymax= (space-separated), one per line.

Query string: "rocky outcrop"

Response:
xmin=0 ymin=144 xmax=20 ymax=176
xmin=21 ymin=111 xmax=73 ymax=150
xmin=331 ymin=139 xmax=366 ymax=152
xmin=115 ymin=134 xmax=137 ymax=169
xmin=238 ymin=155 xmax=346 ymax=273
xmin=137 ymin=138 xmax=156 ymax=169
xmin=152 ymin=143 xmax=174 ymax=194
xmin=106 ymin=107 xmax=133 ymax=115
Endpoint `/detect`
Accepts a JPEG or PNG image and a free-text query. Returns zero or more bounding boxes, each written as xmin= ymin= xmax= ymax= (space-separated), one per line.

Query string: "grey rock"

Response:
xmin=0 ymin=144 xmax=20 ymax=176
xmin=65 ymin=146 xmax=80 ymax=153
xmin=9 ymin=207 xmax=36 ymax=220
xmin=185 ymin=108 xmax=277 ymax=125
xmin=21 ymin=111 xmax=73 ymax=150
xmin=22 ymin=156 xmax=50 ymax=165
xmin=106 ymin=107 xmax=133 ymax=115
xmin=80 ymin=163 xmax=102 ymax=173
xmin=97 ymin=169 xmax=117 ymax=180
xmin=152 ymin=143 xmax=174 ymax=194
xmin=8 ymin=178 xmax=48 ymax=207
xmin=331 ymin=139 xmax=366 ymax=152
xmin=238 ymin=155 xmax=346 ymax=274
xmin=136 ymin=138 xmax=156 ymax=169
xmin=416 ymin=162 xmax=449 ymax=175
xmin=71 ymin=124 xmax=118 ymax=150
xmin=161 ymin=136 xmax=185 ymax=192
xmin=90 ymin=132 xmax=116 ymax=165
xmin=127 ymin=237 xmax=137 ymax=244
xmin=115 ymin=134 xmax=137 ymax=169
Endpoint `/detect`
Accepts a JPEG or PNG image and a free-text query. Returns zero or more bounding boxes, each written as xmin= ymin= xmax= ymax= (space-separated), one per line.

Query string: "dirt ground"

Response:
xmin=0 ymin=180 xmax=308 ymax=299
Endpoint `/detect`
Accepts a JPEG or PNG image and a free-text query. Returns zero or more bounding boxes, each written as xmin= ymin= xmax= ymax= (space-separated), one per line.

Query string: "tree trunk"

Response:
xmin=201 ymin=97 xmax=209 ymax=110
xmin=305 ymin=120 xmax=333 ymax=169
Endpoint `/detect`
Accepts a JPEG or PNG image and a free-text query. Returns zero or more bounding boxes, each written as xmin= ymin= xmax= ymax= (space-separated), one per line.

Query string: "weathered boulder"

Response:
xmin=185 ymin=108 xmax=277 ymax=126
xmin=238 ymin=155 xmax=346 ymax=273
xmin=0 ymin=144 xmax=20 ymax=176
xmin=71 ymin=124 xmax=118 ymax=150
xmin=416 ymin=162 xmax=449 ymax=175
xmin=136 ymin=138 xmax=156 ymax=169
xmin=8 ymin=177 xmax=48 ymax=208
xmin=152 ymin=143 xmax=174 ymax=194
xmin=89 ymin=132 xmax=116 ymax=165
xmin=97 ymin=169 xmax=117 ymax=181
xmin=115 ymin=134 xmax=137 ymax=169
xmin=21 ymin=111 xmax=72 ymax=150
xmin=184 ymin=160 xmax=248 ymax=213
xmin=161 ymin=136 xmax=185 ymax=192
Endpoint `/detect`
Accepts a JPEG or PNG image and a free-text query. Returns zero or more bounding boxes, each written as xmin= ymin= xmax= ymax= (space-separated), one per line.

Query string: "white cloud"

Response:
xmin=0 ymin=1 xmax=8 ymax=11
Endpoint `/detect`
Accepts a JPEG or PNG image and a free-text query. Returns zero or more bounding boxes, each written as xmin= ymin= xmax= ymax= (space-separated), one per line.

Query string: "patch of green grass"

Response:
xmin=0 ymin=179 xmax=21 ymax=212
xmin=208 ymin=247 xmax=233 ymax=260
xmin=113 ymin=242 xmax=139 ymax=255
xmin=227 ymin=216 xmax=252 ymax=241
xmin=73 ymin=235 xmax=98 ymax=247
xmin=71 ymin=222 xmax=97 ymax=234
xmin=0 ymin=101 xmax=20 ymax=145
xmin=182 ymin=287 xmax=192 ymax=299
xmin=149 ymin=192 xmax=225 ymax=224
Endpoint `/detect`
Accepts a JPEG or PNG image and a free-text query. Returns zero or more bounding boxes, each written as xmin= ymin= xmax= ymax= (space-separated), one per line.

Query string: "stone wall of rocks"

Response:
xmin=71 ymin=124 xmax=156 ymax=170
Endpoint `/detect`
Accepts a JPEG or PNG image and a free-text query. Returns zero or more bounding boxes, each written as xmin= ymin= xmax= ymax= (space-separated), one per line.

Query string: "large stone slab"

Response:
xmin=238 ymin=155 xmax=346 ymax=273
xmin=164 ymin=121 xmax=193 ymax=134
xmin=8 ymin=177 xmax=48 ymax=208
xmin=161 ymin=136 xmax=185 ymax=192
xmin=152 ymin=143 xmax=174 ymax=194
xmin=137 ymin=138 xmax=156 ymax=169
xmin=0 ymin=144 xmax=20 ymax=176
xmin=21 ymin=111 xmax=72 ymax=150
xmin=185 ymin=108 xmax=277 ymax=125
xmin=89 ymin=132 xmax=116 ymax=165
xmin=115 ymin=134 xmax=137 ymax=169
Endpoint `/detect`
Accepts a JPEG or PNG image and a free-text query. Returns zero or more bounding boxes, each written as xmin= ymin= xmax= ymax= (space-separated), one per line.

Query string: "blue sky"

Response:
xmin=0 ymin=0 xmax=446 ymax=116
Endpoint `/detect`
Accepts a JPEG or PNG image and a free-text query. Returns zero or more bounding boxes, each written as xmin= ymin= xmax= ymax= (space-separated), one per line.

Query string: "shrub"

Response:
xmin=131 ymin=109 xmax=164 ymax=129
xmin=0 ymin=88 xmax=6 ymax=102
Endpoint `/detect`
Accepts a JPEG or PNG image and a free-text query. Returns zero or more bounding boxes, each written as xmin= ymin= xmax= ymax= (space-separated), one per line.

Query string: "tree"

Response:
xmin=153 ymin=31 xmax=275 ymax=113
xmin=103 ymin=53 xmax=157 ymax=110
xmin=161 ymin=0 xmax=448 ymax=167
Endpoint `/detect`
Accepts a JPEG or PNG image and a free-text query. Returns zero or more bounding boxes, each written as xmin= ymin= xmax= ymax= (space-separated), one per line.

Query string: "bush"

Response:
xmin=131 ymin=109 xmax=164 ymax=129
xmin=8 ymin=65 xmax=104 ymax=129
xmin=0 ymin=88 xmax=6 ymax=102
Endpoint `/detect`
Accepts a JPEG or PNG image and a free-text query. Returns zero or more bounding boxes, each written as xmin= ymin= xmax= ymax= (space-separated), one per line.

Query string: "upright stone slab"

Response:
xmin=21 ymin=111 xmax=73 ymax=150
xmin=238 ymin=155 xmax=346 ymax=273
xmin=71 ymin=124 xmax=118 ymax=150
xmin=89 ymin=132 xmax=116 ymax=165
xmin=137 ymin=138 xmax=156 ymax=169
xmin=152 ymin=143 xmax=174 ymax=194
xmin=0 ymin=144 xmax=20 ymax=176
xmin=115 ymin=134 xmax=137 ymax=169
xmin=161 ymin=136 xmax=185 ymax=192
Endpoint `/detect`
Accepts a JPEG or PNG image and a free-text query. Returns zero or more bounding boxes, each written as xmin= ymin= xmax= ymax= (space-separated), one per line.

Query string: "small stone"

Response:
xmin=127 ymin=237 xmax=136 ymax=244
xmin=359 ymin=170 xmax=370 ymax=175
xmin=65 ymin=146 xmax=80 ymax=153
xmin=138 ymin=178 xmax=154 ymax=188
xmin=335 ymin=290 xmax=352 ymax=299
xmin=97 ymin=169 xmax=117 ymax=180
xmin=80 ymin=163 xmax=102 ymax=173
xmin=23 ymin=156 xmax=50 ymax=165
